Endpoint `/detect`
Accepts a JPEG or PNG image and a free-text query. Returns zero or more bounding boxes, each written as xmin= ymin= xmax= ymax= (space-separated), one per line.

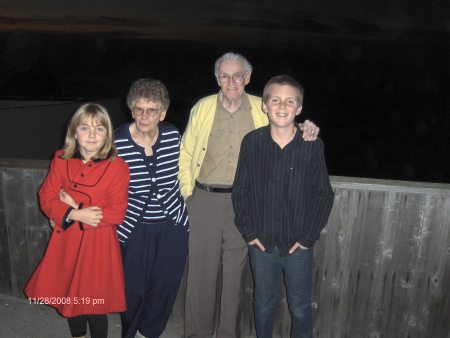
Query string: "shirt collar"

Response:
xmin=263 ymin=124 xmax=303 ymax=148
xmin=216 ymin=92 xmax=250 ymax=115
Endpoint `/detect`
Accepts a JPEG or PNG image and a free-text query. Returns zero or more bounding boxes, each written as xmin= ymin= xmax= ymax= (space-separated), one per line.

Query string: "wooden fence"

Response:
xmin=0 ymin=159 xmax=449 ymax=337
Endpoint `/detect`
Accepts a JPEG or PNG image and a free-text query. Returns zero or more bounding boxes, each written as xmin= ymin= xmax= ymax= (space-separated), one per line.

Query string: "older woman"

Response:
xmin=114 ymin=78 xmax=189 ymax=338
xmin=24 ymin=103 xmax=130 ymax=338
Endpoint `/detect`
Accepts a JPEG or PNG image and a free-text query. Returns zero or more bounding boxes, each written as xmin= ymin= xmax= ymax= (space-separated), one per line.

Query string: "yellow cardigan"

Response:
xmin=179 ymin=93 xmax=268 ymax=199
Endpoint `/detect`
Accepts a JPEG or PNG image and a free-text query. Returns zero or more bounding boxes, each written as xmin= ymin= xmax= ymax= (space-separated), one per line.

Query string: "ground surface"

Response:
xmin=0 ymin=295 xmax=183 ymax=338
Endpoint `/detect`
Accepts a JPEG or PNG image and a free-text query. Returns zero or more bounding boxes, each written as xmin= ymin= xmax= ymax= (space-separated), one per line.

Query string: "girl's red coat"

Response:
xmin=24 ymin=150 xmax=129 ymax=317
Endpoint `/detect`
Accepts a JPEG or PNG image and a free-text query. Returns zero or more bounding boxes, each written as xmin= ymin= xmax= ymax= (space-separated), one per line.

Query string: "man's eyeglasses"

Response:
xmin=133 ymin=107 xmax=160 ymax=117
xmin=217 ymin=72 xmax=247 ymax=84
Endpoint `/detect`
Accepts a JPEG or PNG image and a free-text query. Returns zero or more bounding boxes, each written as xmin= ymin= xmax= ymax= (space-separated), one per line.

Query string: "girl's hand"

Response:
xmin=69 ymin=206 xmax=103 ymax=227
xmin=59 ymin=189 xmax=78 ymax=209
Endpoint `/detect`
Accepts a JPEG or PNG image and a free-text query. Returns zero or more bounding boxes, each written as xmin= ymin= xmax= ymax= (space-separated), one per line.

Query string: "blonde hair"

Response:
xmin=61 ymin=103 xmax=118 ymax=160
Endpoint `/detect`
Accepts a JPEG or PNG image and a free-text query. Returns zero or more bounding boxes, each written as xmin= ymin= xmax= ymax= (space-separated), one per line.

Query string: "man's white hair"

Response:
xmin=214 ymin=52 xmax=253 ymax=77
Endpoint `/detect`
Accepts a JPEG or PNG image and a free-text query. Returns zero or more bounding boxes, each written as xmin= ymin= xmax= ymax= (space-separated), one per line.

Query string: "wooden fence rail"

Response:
xmin=1 ymin=159 xmax=449 ymax=337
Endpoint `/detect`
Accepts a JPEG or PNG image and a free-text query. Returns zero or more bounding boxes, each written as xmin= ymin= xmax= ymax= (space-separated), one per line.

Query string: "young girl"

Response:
xmin=24 ymin=103 xmax=130 ymax=338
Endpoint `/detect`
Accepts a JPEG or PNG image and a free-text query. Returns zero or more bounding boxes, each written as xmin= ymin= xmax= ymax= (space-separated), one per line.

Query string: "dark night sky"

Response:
xmin=0 ymin=1 xmax=449 ymax=183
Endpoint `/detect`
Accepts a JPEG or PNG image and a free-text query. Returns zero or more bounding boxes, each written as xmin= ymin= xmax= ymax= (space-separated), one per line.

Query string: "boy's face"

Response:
xmin=262 ymin=84 xmax=302 ymax=128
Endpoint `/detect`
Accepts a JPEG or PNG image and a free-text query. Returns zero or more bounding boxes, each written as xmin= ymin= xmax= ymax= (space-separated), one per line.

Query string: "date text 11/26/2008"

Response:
xmin=28 ymin=297 xmax=105 ymax=306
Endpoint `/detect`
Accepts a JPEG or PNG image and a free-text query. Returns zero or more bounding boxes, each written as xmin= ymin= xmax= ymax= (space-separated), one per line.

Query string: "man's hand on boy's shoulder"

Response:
xmin=249 ymin=238 xmax=266 ymax=252
xmin=299 ymin=119 xmax=319 ymax=141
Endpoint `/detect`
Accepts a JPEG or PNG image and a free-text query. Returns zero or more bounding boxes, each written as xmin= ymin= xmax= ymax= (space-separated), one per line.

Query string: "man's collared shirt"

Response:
xmin=198 ymin=94 xmax=255 ymax=186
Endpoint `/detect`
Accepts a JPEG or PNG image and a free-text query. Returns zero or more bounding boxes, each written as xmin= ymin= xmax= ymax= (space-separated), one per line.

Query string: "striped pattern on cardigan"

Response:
xmin=114 ymin=122 xmax=189 ymax=243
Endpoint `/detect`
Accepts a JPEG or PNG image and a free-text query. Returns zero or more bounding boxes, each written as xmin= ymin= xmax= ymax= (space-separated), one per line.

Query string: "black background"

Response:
xmin=0 ymin=9 xmax=448 ymax=183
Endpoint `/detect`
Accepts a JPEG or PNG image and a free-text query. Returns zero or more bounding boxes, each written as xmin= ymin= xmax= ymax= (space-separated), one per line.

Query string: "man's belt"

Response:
xmin=195 ymin=181 xmax=233 ymax=193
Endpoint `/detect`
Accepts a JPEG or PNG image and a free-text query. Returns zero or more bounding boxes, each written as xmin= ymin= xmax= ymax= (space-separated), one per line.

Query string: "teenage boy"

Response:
xmin=232 ymin=75 xmax=334 ymax=338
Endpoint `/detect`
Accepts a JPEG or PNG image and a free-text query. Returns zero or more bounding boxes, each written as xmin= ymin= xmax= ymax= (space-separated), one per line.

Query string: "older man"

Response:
xmin=179 ymin=53 xmax=319 ymax=338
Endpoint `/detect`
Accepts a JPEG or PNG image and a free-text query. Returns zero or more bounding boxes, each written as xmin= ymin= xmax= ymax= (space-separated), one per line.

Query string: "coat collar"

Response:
xmin=73 ymin=150 xmax=107 ymax=163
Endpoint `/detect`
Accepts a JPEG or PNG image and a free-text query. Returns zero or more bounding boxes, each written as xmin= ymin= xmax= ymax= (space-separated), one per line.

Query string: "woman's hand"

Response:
xmin=59 ymin=189 xmax=78 ymax=209
xmin=68 ymin=206 xmax=103 ymax=227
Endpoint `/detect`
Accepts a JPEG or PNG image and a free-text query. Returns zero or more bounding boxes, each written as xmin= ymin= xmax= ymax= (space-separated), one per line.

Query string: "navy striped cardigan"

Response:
xmin=114 ymin=122 xmax=189 ymax=244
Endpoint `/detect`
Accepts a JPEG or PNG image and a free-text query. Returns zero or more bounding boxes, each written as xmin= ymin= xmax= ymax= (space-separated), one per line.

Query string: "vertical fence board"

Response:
xmin=429 ymin=196 xmax=450 ymax=338
xmin=3 ymin=167 xmax=50 ymax=296
xmin=352 ymin=190 xmax=386 ymax=337
xmin=22 ymin=168 xmax=51 ymax=289
xmin=0 ymin=168 xmax=12 ymax=295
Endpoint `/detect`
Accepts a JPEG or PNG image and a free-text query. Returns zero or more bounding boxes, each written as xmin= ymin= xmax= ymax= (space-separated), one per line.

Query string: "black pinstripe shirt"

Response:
xmin=232 ymin=125 xmax=334 ymax=255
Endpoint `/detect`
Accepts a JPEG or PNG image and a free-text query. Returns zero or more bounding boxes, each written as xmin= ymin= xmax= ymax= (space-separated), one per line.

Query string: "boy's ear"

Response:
xmin=296 ymin=106 xmax=303 ymax=116
xmin=262 ymin=103 xmax=269 ymax=114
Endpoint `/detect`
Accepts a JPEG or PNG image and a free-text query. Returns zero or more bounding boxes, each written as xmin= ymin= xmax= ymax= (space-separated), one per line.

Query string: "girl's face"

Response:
xmin=75 ymin=116 xmax=107 ymax=161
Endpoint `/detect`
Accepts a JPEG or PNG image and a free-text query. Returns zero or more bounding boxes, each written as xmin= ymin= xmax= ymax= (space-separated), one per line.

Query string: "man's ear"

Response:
xmin=244 ymin=71 xmax=252 ymax=85
xmin=296 ymin=106 xmax=303 ymax=116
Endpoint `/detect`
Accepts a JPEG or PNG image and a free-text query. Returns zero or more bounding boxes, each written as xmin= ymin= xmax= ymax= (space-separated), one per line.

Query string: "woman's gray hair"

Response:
xmin=214 ymin=52 xmax=253 ymax=77
xmin=126 ymin=78 xmax=170 ymax=112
